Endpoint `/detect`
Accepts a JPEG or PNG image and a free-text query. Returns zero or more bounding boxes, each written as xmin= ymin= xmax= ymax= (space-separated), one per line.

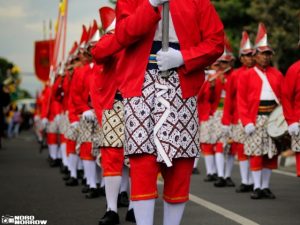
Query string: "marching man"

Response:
xmin=237 ymin=23 xmax=283 ymax=199
xmin=115 ymin=0 xmax=224 ymax=224
xmin=282 ymin=37 xmax=300 ymax=177
xmin=222 ymin=31 xmax=255 ymax=192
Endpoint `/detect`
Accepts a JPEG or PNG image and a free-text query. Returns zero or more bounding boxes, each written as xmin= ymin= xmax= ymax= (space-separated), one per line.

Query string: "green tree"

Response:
xmin=247 ymin=0 xmax=300 ymax=72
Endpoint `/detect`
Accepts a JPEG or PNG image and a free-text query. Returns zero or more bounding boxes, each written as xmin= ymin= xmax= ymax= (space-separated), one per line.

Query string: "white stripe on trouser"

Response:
xmin=153 ymin=82 xmax=172 ymax=167
xmin=48 ymin=144 xmax=58 ymax=160
xmin=68 ymin=154 xmax=79 ymax=178
xmin=120 ymin=166 xmax=129 ymax=193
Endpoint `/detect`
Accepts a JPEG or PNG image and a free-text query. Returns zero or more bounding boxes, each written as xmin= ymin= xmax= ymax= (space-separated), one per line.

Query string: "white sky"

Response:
xmin=0 ymin=0 xmax=114 ymax=73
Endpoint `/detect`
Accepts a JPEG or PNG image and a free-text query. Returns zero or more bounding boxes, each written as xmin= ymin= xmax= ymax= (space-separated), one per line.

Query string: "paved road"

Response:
xmin=0 ymin=131 xmax=299 ymax=225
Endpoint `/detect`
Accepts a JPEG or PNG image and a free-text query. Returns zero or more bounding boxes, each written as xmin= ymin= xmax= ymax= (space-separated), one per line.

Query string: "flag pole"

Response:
xmin=161 ymin=2 xmax=169 ymax=78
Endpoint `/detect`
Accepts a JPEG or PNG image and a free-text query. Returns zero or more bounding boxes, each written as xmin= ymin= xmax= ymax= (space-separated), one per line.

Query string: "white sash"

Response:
xmin=254 ymin=66 xmax=279 ymax=104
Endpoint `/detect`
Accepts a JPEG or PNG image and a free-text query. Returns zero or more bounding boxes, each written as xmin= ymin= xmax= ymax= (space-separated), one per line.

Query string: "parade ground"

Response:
xmin=0 ymin=130 xmax=299 ymax=225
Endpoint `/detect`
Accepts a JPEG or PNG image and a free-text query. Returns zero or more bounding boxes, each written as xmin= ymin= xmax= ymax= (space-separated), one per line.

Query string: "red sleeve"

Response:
xmin=237 ymin=71 xmax=253 ymax=126
xmin=68 ymin=69 xmax=82 ymax=123
xmin=180 ymin=0 xmax=224 ymax=73
xmin=282 ymin=64 xmax=299 ymax=125
xmin=40 ymin=87 xmax=51 ymax=119
xmin=222 ymin=74 xmax=234 ymax=125
xmin=115 ymin=0 xmax=161 ymax=46
xmin=92 ymin=34 xmax=123 ymax=64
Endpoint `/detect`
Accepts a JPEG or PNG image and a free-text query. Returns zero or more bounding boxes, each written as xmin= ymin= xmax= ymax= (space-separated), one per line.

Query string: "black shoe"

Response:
xmin=99 ymin=186 xmax=106 ymax=196
xmin=81 ymin=178 xmax=87 ymax=186
xmin=86 ymin=188 xmax=100 ymax=199
xmin=77 ymin=170 xmax=84 ymax=180
xmin=214 ymin=177 xmax=226 ymax=187
xmin=49 ymin=158 xmax=60 ymax=167
xmin=204 ymin=174 xmax=216 ymax=182
xmin=261 ymin=188 xmax=276 ymax=199
xmin=248 ymin=184 xmax=254 ymax=191
xmin=65 ymin=177 xmax=79 ymax=186
xmin=81 ymin=185 xmax=90 ymax=193
xmin=212 ymin=173 xmax=218 ymax=180
xmin=250 ymin=188 xmax=263 ymax=199
xmin=98 ymin=210 xmax=120 ymax=225
xmin=192 ymin=168 xmax=200 ymax=175
xmin=117 ymin=191 xmax=129 ymax=207
xmin=62 ymin=172 xmax=70 ymax=181
xmin=125 ymin=209 xmax=136 ymax=223
xmin=225 ymin=177 xmax=235 ymax=187
xmin=236 ymin=183 xmax=251 ymax=193
xmin=60 ymin=165 xmax=68 ymax=174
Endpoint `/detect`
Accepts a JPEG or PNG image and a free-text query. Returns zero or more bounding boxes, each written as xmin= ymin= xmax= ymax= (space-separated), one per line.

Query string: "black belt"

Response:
xmin=257 ymin=100 xmax=277 ymax=115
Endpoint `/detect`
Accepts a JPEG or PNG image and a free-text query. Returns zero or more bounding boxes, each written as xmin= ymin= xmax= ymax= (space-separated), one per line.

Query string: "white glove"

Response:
xmin=156 ymin=47 xmax=184 ymax=71
xmin=245 ymin=123 xmax=256 ymax=135
xmin=41 ymin=118 xmax=48 ymax=127
xmin=34 ymin=115 xmax=40 ymax=122
xmin=149 ymin=0 xmax=169 ymax=7
xmin=70 ymin=121 xmax=79 ymax=129
xmin=82 ymin=110 xmax=95 ymax=121
xmin=54 ymin=114 xmax=61 ymax=123
xmin=222 ymin=125 xmax=230 ymax=136
xmin=288 ymin=122 xmax=300 ymax=136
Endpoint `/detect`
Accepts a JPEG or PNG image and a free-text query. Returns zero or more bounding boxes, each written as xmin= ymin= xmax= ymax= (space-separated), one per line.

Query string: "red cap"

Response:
xmin=79 ymin=25 xmax=88 ymax=48
xmin=88 ymin=20 xmax=100 ymax=43
xmin=99 ymin=7 xmax=116 ymax=33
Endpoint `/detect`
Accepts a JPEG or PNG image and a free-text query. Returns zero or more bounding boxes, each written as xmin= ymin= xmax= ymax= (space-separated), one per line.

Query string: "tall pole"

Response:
xmin=62 ymin=0 xmax=68 ymax=61
xmin=161 ymin=2 xmax=169 ymax=78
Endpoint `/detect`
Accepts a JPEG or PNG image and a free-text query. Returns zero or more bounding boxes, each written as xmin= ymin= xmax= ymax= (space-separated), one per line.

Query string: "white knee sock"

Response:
xmin=225 ymin=155 xmax=235 ymax=178
xmin=57 ymin=145 xmax=62 ymax=159
xmin=132 ymin=199 xmax=155 ymax=225
xmin=60 ymin=143 xmax=67 ymax=167
xmin=163 ymin=201 xmax=186 ymax=225
xmin=82 ymin=160 xmax=90 ymax=186
xmin=96 ymin=163 xmax=103 ymax=184
xmin=251 ymin=170 xmax=262 ymax=190
xmin=77 ymin=158 xmax=83 ymax=170
xmin=48 ymin=144 xmax=58 ymax=160
xmin=68 ymin=154 xmax=79 ymax=178
xmin=120 ymin=166 xmax=129 ymax=193
xmin=105 ymin=176 xmax=122 ymax=212
xmin=248 ymin=170 xmax=254 ymax=185
xmin=215 ymin=153 xmax=225 ymax=178
xmin=193 ymin=157 xmax=199 ymax=168
xmin=86 ymin=161 xmax=97 ymax=188
xmin=261 ymin=168 xmax=272 ymax=189
xmin=239 ymin=160 xmax=249 ymax=184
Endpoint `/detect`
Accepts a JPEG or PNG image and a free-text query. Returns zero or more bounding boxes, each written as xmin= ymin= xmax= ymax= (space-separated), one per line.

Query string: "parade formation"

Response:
xmin=29 ymin=0 xmax=300 ymax=225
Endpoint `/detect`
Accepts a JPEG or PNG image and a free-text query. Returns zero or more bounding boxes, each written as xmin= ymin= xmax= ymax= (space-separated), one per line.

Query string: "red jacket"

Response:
xmin=282 ymin=60 xmax=300 ymax=125
xmin=237 ymin=66 xmax=283 ymax=126
xmin=222 ymin=66 xmax=250 ymax=125
xmin=68 ymin=65 xmax=89 ymax=123
xmin=90 ymin=66 xmax=104 ymax=125
xmin=115 ymin=0 xmax=224 ymax=98
xmin=197 ymin=80 xmax=213 ymax=122
xmin=91 ymin=33 xmax=124 ymax=110
xmin=40 ymin=78 xmax=63 ymax=121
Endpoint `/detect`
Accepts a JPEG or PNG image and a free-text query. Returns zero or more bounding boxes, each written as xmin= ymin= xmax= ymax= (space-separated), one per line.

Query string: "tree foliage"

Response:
xmin=212 ymin=0 xmax=300 ymax=73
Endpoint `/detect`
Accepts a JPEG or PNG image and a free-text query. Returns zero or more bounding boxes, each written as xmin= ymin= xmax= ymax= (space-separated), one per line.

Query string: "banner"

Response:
xmin=34 ymin=39 xmax=54 ymax=82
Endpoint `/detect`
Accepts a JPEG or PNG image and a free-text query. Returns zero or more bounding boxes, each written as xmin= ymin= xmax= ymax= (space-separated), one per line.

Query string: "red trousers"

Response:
xmin=79 ymin=142 xmax=95 ymax=161
xmin=231 ymin=142 xmax=248 ymax=161
xmin=101 ymin=147 xmax=124 ymax=177
xmin=66 ymin=139 xmax=76 ymax=156
xmin=47 ymin=133 xmax=58 ymax=145
xmin=296 ymin=152 xmax=300 ymax=177
xmin=129 ymin=154 xmax=194 ymax=203
xmin=249 ymin=155 xmax=278 ymax=171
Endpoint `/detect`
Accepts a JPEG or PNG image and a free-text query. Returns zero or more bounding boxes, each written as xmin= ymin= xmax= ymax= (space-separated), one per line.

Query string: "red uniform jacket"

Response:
xmin=197 ymin=80 xmax=213 ymax=122
xmin=90 ymin=66 xmax=104 ymax=125
xmin=115 ymin=0 xmax=224 ymax=98
xmin=237 ymin=66 xmax=283 ymax=126
xmin=41 ymin=78 xmax=63 ymax=121
xmin=91 ymin=33 xmax=124 ymax=110
xmin=68 ymin=65 xmax=89 ymax=123
xmin=282 ymin=60 xmax=300 ymax=125
xmin=222 ymin=66 xmax=250 ymax=125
